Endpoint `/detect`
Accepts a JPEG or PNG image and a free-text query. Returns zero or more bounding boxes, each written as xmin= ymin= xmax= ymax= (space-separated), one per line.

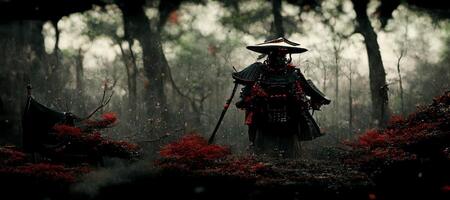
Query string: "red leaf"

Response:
xmin=159 ymin=133 xmax=230 ymax=163
xmin=101 ymin=112 xmax=117 ymax=123
xmin=53 ymin=124 xmax=82 ymax=137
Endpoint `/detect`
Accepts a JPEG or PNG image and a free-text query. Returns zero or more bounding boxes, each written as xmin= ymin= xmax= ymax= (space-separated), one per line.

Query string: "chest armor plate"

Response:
xmin=259 ymin=74 xmax=296 ymax=124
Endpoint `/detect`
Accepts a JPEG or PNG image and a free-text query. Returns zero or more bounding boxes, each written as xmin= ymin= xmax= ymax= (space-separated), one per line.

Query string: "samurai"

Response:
xmin=233 ymin=37 xmax=331 ymax=158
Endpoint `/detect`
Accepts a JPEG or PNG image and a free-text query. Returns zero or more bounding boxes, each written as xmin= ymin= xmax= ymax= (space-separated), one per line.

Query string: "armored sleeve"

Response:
xmin=295 ymin=69 xmax=331 ymax=109
xmin=235 ymin=83 xmax=252 ymax=109
xmin=233 ymin=62 xmax=264 ymax=109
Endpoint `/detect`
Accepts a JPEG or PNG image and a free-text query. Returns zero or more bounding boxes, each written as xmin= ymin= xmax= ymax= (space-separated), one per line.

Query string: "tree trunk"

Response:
xmin=119 ymin=1 xmax=169 ymax=130
xmin=396 ymin=18 xmax=408 ymax=116
xmin=75 ymin=48 xmax=85 ymax=115
xmin=0 ymin=20 xmax=46 ymax=144
xmin=118 ymin=41 xmax=137 ymax=114
xmin=348 ymin=71 xmax=353 ymax=136
xmin=272 ymin=0 xmax=284 ymax=38
xmin=397 ymin=56 xmax=404 ymax=116
xmin=47 ymin=19 xmax=63 ymax=101
xmin=128 ymin=42 xmax=138 ymax=114
xmin=51 ymin=20 xmax=60 ymax=77
xmin=351 ymin=0 xmax=389 ymax=127
xmin=333 ymin=42 xmax=340 ymax=128
xmin=322 ymin=61 xmax=327 ymax=94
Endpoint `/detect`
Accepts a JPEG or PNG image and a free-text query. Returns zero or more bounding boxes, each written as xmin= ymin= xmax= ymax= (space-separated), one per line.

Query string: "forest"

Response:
xmin=0 ymin=0 xmax=449 ymax=199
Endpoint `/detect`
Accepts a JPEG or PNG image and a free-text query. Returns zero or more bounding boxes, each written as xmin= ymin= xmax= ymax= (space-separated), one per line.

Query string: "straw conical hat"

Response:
xmin=246 ymin=37 xmax=308 ymax=54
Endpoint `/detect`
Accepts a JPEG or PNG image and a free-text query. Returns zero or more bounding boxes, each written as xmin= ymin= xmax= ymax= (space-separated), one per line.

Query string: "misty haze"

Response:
xmin=0 ymin=0 xmax=449 ymax=200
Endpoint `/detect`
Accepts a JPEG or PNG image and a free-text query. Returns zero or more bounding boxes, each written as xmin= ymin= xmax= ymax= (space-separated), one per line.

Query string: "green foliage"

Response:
xmin=83 ymin=5 xmax=124 ymax=42
xmin=404 ymin=26 xmax=450 ymax=111
xmin=219 ymin=0 xmax=306 ymax=38
xmin=220 ymin=0 xmax=272 ymax=36
xmin=167 ymin=29 xmax=242 ymax=113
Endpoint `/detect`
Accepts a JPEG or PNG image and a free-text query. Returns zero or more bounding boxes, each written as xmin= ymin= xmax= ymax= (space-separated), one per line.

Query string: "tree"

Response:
xmin=75 ymin=48 xmax=86 ymax=114
xmin=343 ymin=60 xmax=357 ymax=135
xmin=350 ymin=0 xmax=389 ymax=127
xmin=0 ymin=0 xmax=106 ymax=144
xmin=331 ymin=37 xmax=343 ymax=128
xmin=83 ymin=5 xmax=139 ymax=117
xmin=116 ymin=0 xmax=170 ymax=130
xmin=220 ymin=0 xmax=303 ymax=39
xmin=393 ymin=15 xmax=410 ymax=116
xmin=272 ymin=0 xmax=285 ymax=37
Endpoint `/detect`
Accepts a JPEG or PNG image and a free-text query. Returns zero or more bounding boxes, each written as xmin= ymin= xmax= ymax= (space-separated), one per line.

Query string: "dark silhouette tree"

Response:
xmin=351 ymin=0 xmax=389 ymax=127
xmin=0 ymin=0 xmax=106 ymax=143
xmin=272 ymin=0 xmax=285 ymax=37
xmin=116 ymin=0 xmax=170 ymax=129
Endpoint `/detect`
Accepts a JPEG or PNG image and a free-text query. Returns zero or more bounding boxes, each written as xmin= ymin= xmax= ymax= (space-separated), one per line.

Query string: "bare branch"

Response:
xmin=166 ymin=64 xmax=190 ymax=99
xmin=84 ymin=82 xmax=114 ymax=120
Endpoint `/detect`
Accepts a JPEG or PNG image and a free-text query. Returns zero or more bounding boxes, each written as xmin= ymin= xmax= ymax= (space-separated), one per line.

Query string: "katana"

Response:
xmin=208 ymin=82 xmax=239 ymax=144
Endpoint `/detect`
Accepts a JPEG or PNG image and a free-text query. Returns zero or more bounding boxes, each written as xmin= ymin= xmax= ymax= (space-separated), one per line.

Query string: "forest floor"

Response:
xmin=1 ymin=92 xmax=450 ymax=200
xmin=86 ymin=157 xmax=373 ymax=200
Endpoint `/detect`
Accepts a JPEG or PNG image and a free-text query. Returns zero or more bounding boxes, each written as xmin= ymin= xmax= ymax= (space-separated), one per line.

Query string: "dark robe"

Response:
xmin=22 ymin=96 xmax=72 ymax=152
xmin=233 ymin=62 xmax=330 ymax=158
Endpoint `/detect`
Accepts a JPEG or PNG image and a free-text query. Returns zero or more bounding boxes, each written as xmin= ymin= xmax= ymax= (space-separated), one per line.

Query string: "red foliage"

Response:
xmin=99 ymin=140 xmax=140 ymax=159
xmin=52 ymin=125 xmax=100 ymax=149
xmin=159 ymin=134 xmax=230 ymax=161
xmin=158 ymin=134 xmax=231 ymax=170
xmin=101 ymin=112 xmax=118 ymax=124
xmin=387 ymin=115 xmax=405 ymax=127
xmin=53 ymin=124 xmax=82 ymax=137
xmin=49 ymin=116 xmax=140 ymax=160
xmin=85 ymin=112 xmax=118 ymax=128
xmin=352 ymin=114 xmax=441 ymax=150
xmin=156 ymin=134 xmax=274 ymax=178
xmin=433 ymin=91 xmax=450 ymax=105
xmin=0 ymin=147 xmax=27 ymax=165
xmin=0 ymin=163 xmax=76 ymax=183
xmin=347 ymin=91 xmax=450 ymax=165
xmin=356 ymin=129 xmax=388 ymax=148
xmin=83 ymin=131 xmax=103 ymax=144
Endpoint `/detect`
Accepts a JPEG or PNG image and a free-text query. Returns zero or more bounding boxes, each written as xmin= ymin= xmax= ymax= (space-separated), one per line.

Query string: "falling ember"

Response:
xmin=168 ymin=11 xmax=179 ymax=24
xmin=368 ymin=193 xmax=376 ymax=200
xmin=442 ymin=185 xmax=450 ymax=192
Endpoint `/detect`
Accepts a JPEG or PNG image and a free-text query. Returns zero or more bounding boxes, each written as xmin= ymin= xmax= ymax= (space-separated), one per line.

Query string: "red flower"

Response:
xmin=101 ymin=112 xmax=118 ymax=124
xmin=346 ymin=91 xmax=450 ymax=166
xmin=0 ymin=163 xmax=77 ymax=183
xmin=85 ymin=112 xmax=118 ymax=128
xmin=357 ymin=129 xmax=388 ymax=148
xmin=0 ymin=147 xmax=27 ymax=165
xmin=387 ymin=115 xmax=404 ymax=127
xmin=53 ymin=124 xmax=82 ymax=137
xmin=99 ymin=140 xmax=140 ymax=159
xmin=160 ymin=134 xmax=230 ymax=161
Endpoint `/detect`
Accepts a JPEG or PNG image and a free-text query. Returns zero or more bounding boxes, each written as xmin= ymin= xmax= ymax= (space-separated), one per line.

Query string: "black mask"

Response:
xmin=266 ymin=51 xmax=288 ymax=69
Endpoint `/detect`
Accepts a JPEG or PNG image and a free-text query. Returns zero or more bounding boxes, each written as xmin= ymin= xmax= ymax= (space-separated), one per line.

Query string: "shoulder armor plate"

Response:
xmin=232 ymin=62 xmax=264 ymax=84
